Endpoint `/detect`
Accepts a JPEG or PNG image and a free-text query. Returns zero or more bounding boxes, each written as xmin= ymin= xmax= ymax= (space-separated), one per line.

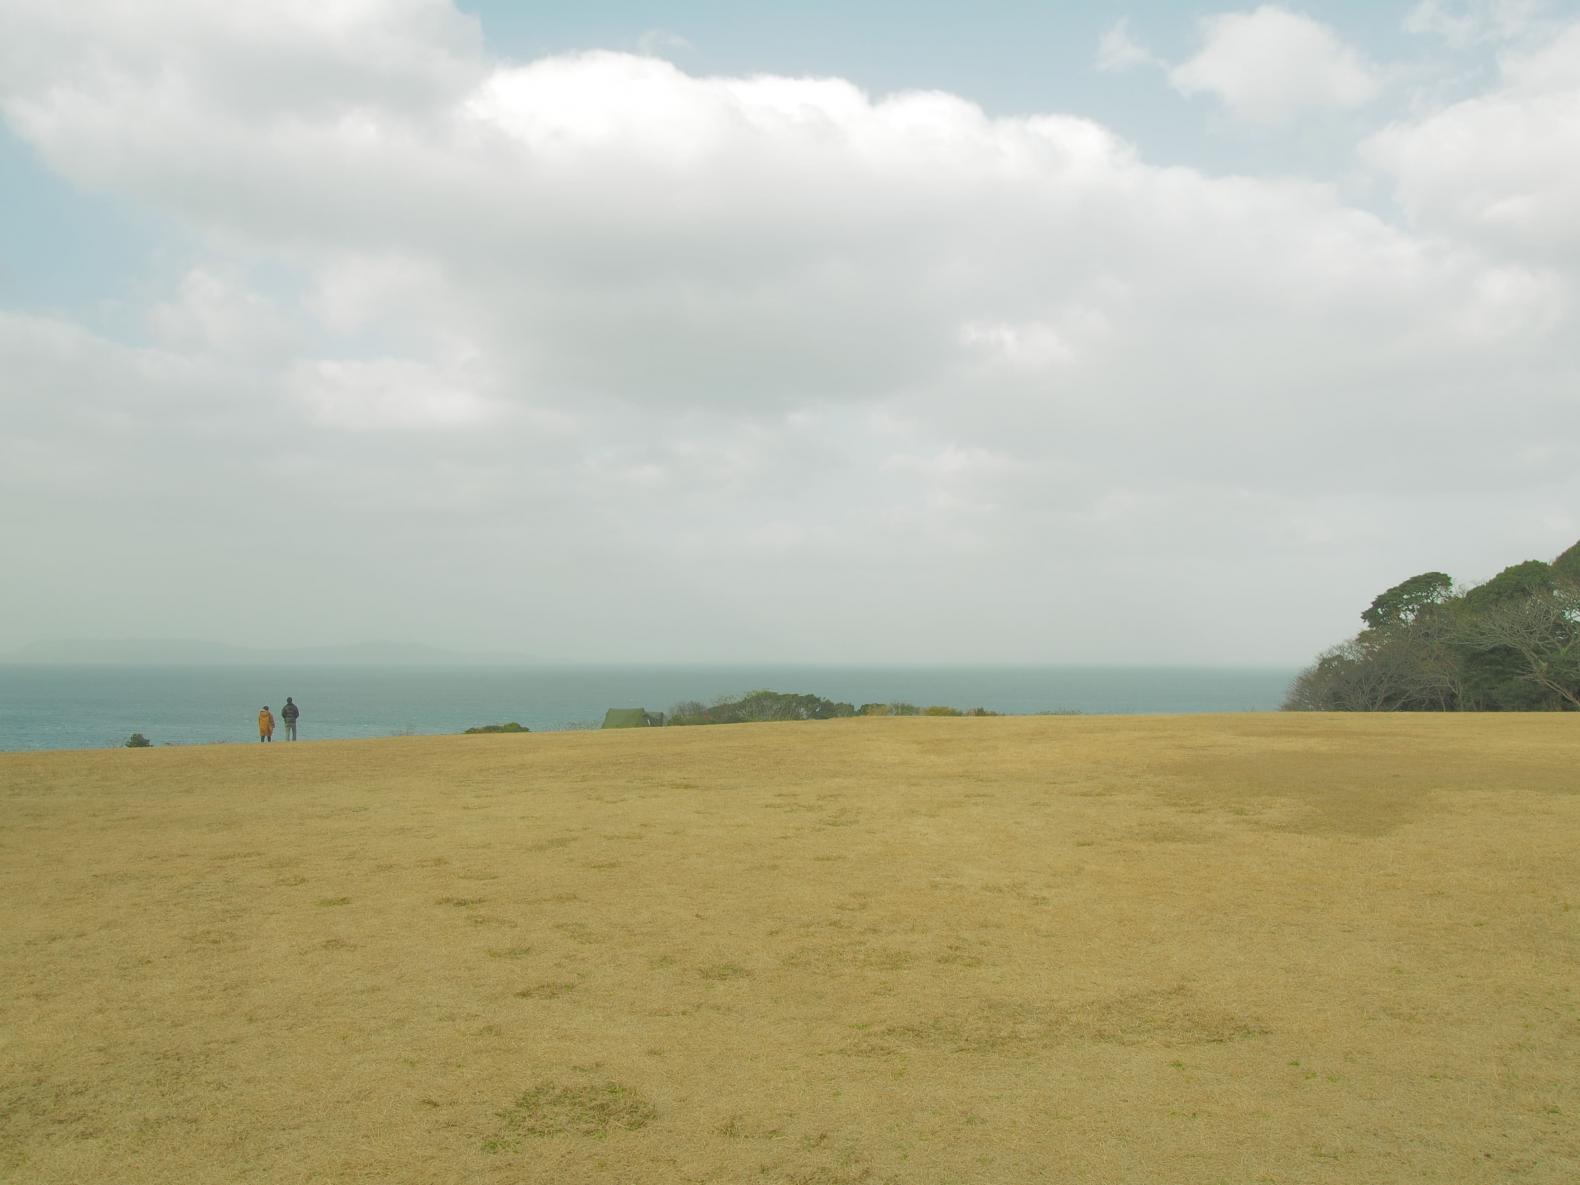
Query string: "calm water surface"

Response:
xmin=0 ymin=664 xmax=1298 ymax=752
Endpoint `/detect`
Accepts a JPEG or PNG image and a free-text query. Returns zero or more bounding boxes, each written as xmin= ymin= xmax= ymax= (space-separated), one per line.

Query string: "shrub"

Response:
xmin=464 ymin=722 xmax=530 ymax=734
xmin=668 ymin=691 xmax=856 ymax=726
xmin=673 ymin=694 xmax=1000 ymax=723
xmin=124 ymin=733 xmax=152 ymax=748
xmin=859 ymin=702 xmax=998 ymax=716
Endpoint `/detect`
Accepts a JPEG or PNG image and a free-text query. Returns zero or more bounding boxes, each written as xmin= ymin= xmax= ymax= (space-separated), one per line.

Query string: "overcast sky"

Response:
xmin=2 ymin=0 xmax=1577 ymax=665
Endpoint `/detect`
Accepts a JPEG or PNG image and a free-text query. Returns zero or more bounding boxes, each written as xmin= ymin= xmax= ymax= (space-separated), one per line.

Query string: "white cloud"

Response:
xmin=0 ymin=2 xmax=1576 ymax=661
xmin=288 ymin=358 xmax=499 ymax=431
xmin=1170 ymin=6 xmax=1383 ymax=125
xmin=636 ymin=29 xmax=693 ymax=57
xmin=1404 ymin=0 xmax=1555 ymax=48
xmin=1096 ymin=18 xmax=1163 ymax=73
xmin=1365 ymin=21 xmax=1580 ymax=257
xmin=149 ymin=269 xmax=301 ymax=357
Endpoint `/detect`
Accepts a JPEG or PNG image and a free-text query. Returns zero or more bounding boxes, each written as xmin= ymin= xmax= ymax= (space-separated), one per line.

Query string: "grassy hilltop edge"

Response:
xmin=3 ymin=714 xmax=1578 ymax=1184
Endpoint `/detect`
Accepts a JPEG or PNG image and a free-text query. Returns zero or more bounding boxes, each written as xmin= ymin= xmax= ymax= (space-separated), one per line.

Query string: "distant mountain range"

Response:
xmin=2 ymin=639 xmax=538 ymax=667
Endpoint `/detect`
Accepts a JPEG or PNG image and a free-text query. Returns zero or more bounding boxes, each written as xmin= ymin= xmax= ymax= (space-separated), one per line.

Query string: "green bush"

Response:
xmin=668 ymin=691 xmax=856 ymax=726
xmin=858 ymin=702 xmax=998 ymax=717
xmin=463 ymin=722 xmax=530 ymax=734
xmin=124 ymin=733 xmax=152 ymax=748
xmin=672 ymin=694 xmax=1002 ymax=724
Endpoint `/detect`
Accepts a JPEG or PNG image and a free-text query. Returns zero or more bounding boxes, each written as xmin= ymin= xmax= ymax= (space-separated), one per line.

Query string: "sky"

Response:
xmin=1 ymin=0 xmax=1577 ymax=665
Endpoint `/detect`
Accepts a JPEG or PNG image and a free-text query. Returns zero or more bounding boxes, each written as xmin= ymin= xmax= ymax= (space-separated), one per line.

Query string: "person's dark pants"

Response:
xmin=285 ymin=721 xmax=297 ymax=740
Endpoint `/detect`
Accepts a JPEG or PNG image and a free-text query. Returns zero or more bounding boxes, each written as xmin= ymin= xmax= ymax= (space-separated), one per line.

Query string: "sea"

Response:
xmin=0 ymin=664 xmax=1299 ymax=753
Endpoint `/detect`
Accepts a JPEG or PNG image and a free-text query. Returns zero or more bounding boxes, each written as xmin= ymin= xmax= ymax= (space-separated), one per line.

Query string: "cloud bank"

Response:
xmin=0 ymin=0 xmax=1576 ymax=663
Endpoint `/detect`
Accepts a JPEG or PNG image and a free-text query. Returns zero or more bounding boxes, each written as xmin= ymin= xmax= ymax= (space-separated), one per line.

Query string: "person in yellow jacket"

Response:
xmin=259 ymin=706 xmax=275 ymax=743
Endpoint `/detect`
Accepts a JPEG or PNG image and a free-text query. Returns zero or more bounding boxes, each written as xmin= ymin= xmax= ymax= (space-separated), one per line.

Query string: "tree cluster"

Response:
xmin=1284 ymin=539 xmax=1580 ymax=712
xmin=668 ymin=690 xmax=859 ymax=726
xmin=666 ymin=691 xmax=1001 ymax=726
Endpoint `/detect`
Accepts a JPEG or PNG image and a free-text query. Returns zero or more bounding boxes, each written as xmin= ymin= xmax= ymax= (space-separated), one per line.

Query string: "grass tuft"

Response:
xmin=489 ymin=1080 xmax=656 ymax=1144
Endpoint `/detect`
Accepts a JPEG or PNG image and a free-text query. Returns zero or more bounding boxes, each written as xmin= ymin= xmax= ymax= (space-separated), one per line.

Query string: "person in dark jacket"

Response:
xmin=282 ymin=697 xmax=300 ymax=741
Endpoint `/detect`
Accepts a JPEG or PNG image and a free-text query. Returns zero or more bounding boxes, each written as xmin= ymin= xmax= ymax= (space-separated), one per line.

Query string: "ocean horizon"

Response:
xmin=0 ymin=663 xmax=1300 ymax=753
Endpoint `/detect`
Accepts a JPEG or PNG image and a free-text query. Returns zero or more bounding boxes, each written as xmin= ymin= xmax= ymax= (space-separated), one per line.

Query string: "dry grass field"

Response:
xmin=3 ymin=713 xmax=1578 ymax=1184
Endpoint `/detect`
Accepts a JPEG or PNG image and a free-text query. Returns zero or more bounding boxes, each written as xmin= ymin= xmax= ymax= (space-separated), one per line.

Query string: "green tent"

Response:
xmin=601 ymin=708 xmax=663 ymax=729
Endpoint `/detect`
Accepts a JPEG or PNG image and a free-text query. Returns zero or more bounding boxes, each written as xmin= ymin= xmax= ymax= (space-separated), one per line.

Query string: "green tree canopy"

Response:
xmin=1288 ymin=539 xmax=1580 ymax=713
xmin=1461 ymin=560 xmax=1555 ymax=613
xmin=1360 ymin=571 xmax=1453 ymax=630
xmin=1553 ymin=539 xmax=1580 ymax=586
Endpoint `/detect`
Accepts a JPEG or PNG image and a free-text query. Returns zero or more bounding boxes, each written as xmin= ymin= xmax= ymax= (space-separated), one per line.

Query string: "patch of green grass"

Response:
xmin=489 ymin=1080 xmax=656 ymax=1144
xmin=698 ymin=962 xmax=751 ymax=981
xmin=313 ymin=896 xmax=351 ymax=907
xmin=487 ymin=946 xmax=533 ymax=960
xmin=515 ymin=981 xmax=577 ymax=1000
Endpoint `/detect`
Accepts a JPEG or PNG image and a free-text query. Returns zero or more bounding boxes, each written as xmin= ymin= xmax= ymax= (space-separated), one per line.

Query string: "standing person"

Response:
xmin=281 ymin=697 xmax=300 ymax=741
xmin=259 ymin=706 xmax=275 ymax=743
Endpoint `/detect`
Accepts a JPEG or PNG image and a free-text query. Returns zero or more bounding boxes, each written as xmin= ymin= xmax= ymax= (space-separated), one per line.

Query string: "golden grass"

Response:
xmin=2 ymin=713 xmax=1578 ymax=1184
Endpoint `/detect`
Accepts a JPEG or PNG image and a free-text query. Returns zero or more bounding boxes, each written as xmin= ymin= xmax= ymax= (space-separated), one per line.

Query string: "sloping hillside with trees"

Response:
xmin=1285 ymin=539 xmax=1580 ymax=711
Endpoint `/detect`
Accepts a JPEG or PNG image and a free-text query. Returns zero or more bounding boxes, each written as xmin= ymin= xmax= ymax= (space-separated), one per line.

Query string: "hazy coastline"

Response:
xmin=0 ymin=662 xmax=1299 ymax=752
